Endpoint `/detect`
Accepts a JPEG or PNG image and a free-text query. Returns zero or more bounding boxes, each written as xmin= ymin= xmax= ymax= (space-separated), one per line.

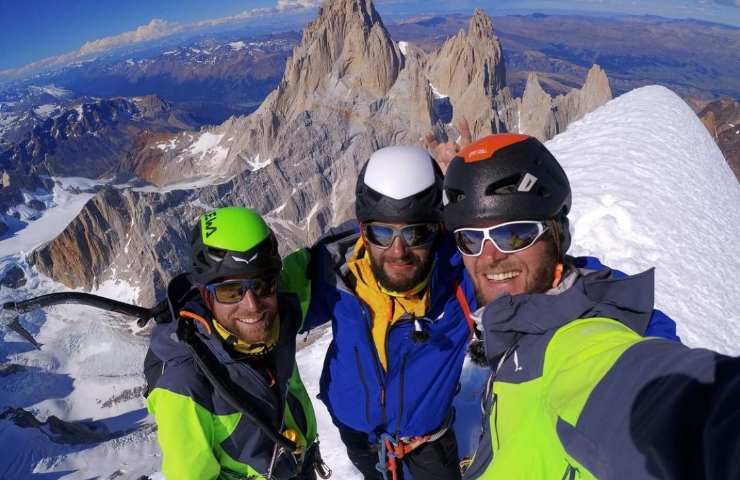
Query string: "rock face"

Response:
xmin=26 ymin=2 xmax=617 ymax=304
xmin=0 ymin=95 xmax=198 ymax=178
xmin=427 ymin=9 xmax=516 ymax=138
xmin=519 ymin=65 xmax=613 ymax=142
xmin=31 ymin=186 xmax=195 ymax=304
xmin=694 ymin=97 xmax=740 ymax=181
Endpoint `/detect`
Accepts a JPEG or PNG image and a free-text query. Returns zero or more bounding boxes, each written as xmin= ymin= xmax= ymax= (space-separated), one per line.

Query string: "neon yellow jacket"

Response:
xmin=464 ymin=267 xmax=740 ymax=479
xmin=145 ymin=276 xmax=317 ymax=480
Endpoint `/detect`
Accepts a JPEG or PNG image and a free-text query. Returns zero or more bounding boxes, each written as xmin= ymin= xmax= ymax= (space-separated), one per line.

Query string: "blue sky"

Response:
xmin=1 ymin=0 xmax=739 ymax=72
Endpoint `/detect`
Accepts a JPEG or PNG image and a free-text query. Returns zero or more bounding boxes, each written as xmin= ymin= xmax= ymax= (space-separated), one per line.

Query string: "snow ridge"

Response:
xmin=548 ymin=85 xmax=740 ymax=354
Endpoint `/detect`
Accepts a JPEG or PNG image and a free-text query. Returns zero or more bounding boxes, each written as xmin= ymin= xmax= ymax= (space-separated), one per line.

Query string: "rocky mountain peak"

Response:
xmin=579 ymin=65 xmax=612 ymax=114
xmin=519 ymin=64 xmax=613 ymax=142
xmin=132 ymin=95 xmax=173 ymax=118
xmin=317 ymin=0 xmax=382 ymax=29
xmin=524 ymin=72 xmax=547 ymax=99
xmin=468 ymin=8 xmax=496 ymax=42
xmin=426 ymin=9 xmax=511 ymax=138
xmin=274 ymin=0 xmax=402 ymax=117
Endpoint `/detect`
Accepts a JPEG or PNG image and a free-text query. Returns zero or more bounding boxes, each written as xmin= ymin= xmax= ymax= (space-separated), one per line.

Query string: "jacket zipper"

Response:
xmin=360 ymin=305 xmax=387 ymax=425
xmin=395 ymin=353 xmax=408 ymax=434
xmin=354 ymin=346 xmax=372 ymax=423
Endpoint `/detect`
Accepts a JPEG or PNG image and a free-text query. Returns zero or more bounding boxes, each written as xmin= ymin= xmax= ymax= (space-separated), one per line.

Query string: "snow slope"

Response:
xmin=548 ymin=85 xmax=740 ymax=355
xmin=0 ymin=85 xmax=738 ymax=478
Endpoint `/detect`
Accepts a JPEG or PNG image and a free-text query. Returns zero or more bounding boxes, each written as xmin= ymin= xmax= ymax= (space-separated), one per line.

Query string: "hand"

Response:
xmin=424 ymin=117 xmax=472 ymax=174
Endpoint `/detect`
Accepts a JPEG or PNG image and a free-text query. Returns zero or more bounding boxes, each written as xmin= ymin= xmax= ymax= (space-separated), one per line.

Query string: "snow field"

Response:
xmin=548 ymin=86 xmax=740 ymax=354
xmin=187 ymin=131 xmax=229 ymax=169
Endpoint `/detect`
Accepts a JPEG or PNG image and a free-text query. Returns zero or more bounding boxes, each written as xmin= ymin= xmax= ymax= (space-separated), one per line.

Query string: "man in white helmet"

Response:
xmin=285 ymin=146 xmax=473 ymax=480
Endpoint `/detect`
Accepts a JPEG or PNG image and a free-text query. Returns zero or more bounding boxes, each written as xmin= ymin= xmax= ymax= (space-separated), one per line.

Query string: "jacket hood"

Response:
xmin=480 ymin=263 xmax=655 ymax=364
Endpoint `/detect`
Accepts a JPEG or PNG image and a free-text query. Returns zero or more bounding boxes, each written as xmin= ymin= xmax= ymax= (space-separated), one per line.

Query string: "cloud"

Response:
xmin=78 ymin=19 xmax=184 ymax=55
xmin=194 ymin=0 xmax=322 ymax=28
xmin=0 ymin=0 xmax=323 ymax=81
xmin=713 ymin=0 xmax=740 ymax=7
xmin=193 ymin=7 xmax=278 ymax=28
xmin=277 ymin=0 xmax=323 ymax=11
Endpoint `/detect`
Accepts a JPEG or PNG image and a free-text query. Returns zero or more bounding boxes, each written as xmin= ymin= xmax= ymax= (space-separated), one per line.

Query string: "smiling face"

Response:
xmin=462 ymin=222 xmax=559 ymax=306
xmin=366 ymin=222 xmax=435 ymax=292
xmin=208 ymin=286 xmax=279 ymax=345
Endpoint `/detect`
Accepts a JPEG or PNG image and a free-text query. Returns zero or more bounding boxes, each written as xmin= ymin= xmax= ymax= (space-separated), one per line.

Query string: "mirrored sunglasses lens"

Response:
xmin=365 ymin=224 xmax=395 ymax=247
xmin=491 ymin=223 xmax=541 ymax=252
xmin=455 ymin=230 xmax=485 ymax=255
xmin=401 ymin=224 xmax=438 ymax=247
xmin=214 ymin=282 xmax=246 ymax=303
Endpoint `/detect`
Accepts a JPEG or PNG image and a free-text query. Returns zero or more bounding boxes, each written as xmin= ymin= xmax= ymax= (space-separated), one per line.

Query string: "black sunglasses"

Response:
xmin=206 ymin=277 xmax=278 ymax=304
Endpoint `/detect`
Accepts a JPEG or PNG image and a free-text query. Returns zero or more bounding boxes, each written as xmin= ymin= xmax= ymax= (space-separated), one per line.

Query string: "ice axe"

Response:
xmin=1 ymin=292 xmax=168 ymax=349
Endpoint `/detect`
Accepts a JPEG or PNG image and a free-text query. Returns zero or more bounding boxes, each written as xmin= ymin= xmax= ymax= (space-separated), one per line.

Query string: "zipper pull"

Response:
xmin=411 ymin=318 xmax=430 ymax=343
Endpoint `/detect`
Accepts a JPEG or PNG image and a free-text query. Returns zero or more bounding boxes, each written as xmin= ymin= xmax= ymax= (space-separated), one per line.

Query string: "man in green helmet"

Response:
xmin=144 ymin=207 xmax=324 ymax=480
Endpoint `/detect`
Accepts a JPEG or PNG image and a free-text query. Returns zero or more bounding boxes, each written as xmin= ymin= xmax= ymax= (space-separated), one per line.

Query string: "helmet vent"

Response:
xmin=444 ymin=188 xmax=465 ymax=204
xmin=485 ymin=174 xmax=523 ymax=195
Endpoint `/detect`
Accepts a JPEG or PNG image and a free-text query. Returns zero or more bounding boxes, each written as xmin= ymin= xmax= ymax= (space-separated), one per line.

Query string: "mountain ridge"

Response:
xmin=19 ymin=0 xmax=613 ymax=302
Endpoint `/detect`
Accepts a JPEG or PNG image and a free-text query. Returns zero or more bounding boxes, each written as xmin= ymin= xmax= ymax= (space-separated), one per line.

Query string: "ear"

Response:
xmin=199 ymin=286 xmax=213 ymax=310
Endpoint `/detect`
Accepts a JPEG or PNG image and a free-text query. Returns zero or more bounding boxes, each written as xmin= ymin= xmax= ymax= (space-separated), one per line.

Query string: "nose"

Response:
xmin=479 ymin=239 xmax=507 ymax=261
xmin=237 ymin=290 xmax=260 ymax=311
xmin=388 ymin=235 xmax=409 ymax=256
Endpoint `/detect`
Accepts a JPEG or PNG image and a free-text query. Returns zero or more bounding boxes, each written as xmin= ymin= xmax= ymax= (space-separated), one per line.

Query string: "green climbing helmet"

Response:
xmin=189 ymin=207 xmax=282 ymax=285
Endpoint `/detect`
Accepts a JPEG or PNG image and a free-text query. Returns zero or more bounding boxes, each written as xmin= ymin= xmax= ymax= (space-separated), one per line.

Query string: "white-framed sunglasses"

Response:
xmin=453 ymin=221 xmax=549 ymax=256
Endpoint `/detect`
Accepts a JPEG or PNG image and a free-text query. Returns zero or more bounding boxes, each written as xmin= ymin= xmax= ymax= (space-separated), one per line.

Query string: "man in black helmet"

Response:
xmin=443 ymin=135 xmax=740 ymax=480
xmin=144 ymin=207 xmax=322 ymax=480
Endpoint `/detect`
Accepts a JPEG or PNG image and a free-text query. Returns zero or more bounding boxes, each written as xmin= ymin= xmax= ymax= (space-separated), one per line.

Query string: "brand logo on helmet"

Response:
xmin=517 ymin=173 xmax=538 ymax=193
xmin=204 ymin=211 xmax=218 ymax=238
xmin=232 ymin=252 xmax=259 ymax=264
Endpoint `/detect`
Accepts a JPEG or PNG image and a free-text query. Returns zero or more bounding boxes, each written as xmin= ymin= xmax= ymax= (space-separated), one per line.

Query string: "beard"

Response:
xmin=369 ymin=250 xmax=435 ymax=293
xmin=472 ymin=238 xmax=559 ymax=306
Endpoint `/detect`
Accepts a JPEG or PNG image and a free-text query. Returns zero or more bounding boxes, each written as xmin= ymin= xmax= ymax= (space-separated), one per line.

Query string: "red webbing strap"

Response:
xmin=455 ymin=281 xmax=475 ymax=336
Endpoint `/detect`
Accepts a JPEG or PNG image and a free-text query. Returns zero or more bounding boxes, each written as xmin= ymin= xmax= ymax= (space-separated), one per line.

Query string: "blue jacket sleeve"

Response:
xmin=572 ymin=256 xmax=681 ymax=342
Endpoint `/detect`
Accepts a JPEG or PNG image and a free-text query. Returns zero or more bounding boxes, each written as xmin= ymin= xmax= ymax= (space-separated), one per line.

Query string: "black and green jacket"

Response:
xmin=464 ymin=266 xmax=740 ymax=480
xmin=144 ymin=275 xmax=317 ymax=480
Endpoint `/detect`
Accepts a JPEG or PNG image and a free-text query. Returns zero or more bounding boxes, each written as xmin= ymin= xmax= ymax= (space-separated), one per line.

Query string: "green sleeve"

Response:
xmin=279 ymin=248 xmax=312 ymax=321
xmin=544 ymin=318 xmax=643 ymax=426
xmin=283 ymin=362 xmax=318 ymax=449
xmin=148 ymin=387 xmax=267 ymax=479
xmin=147 ymin=388 xmax=222 ymax=480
